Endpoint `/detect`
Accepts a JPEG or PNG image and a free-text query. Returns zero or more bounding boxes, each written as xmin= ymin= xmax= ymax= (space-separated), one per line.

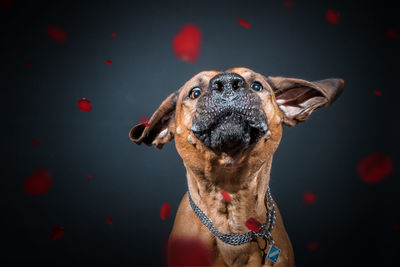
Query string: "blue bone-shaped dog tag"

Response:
xmin=266 ymin=245 xmax=281 ymax=263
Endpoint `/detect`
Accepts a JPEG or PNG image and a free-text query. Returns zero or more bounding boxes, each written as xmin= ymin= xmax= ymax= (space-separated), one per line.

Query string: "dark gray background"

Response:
xmin=2 ymin=0 xmax=399 ymax=266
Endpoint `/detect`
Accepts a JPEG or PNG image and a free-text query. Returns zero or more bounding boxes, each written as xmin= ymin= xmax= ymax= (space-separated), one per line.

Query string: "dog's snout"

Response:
xmin=209 ymin=72 xmax=246 ymax=100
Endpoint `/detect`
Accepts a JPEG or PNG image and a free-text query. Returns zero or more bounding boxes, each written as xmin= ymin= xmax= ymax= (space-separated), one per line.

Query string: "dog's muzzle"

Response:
xmin=190 ymin=72 xmax=269 ymax=155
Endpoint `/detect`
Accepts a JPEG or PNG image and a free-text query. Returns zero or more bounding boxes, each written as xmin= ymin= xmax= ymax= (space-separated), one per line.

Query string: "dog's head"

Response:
xmin=130 ymin=67 xmax=344 ymax=178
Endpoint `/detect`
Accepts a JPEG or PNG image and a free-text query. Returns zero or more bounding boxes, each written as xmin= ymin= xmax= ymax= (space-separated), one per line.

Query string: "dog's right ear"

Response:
xmin=129 ymin=91 xmax=178 ymax=149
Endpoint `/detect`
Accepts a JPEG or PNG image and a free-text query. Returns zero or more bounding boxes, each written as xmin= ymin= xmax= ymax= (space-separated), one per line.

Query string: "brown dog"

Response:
xmin=129 ymin=67 xmax=344 ymax=267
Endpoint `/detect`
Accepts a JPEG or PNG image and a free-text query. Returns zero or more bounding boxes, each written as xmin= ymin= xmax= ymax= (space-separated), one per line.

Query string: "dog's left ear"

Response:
xmin=129 ymin=91 xmax=178 ymax=149
xmin=265 ymin=76 xmax=344 ymax=126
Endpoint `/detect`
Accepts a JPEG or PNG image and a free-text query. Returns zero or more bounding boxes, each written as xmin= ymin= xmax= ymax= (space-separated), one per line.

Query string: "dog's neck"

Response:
xmin=186 ymin=156 xmax=273 ymax=234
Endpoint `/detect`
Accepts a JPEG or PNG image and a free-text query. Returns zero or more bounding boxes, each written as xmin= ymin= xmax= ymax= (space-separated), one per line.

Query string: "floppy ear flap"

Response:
xmin=129 ymin=91 xmax=178 ymax=149
xmin=266 ymin=76 xmax=344 ymax=126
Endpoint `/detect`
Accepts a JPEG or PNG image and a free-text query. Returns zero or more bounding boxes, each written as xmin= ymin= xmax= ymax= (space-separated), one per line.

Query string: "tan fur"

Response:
xmin=170 ymin=68 xmax=294 ymax=266
xmin=130 ymin=67 xmax=344 ymax=267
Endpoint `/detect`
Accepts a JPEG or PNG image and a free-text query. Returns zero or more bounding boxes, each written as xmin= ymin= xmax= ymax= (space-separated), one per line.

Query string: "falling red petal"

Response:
xmin=307 ymin=241 xmax=319 ymax=252
xmin=172 ymin=24 xmax=202 ymax=62
xmin=303 ymin=192 xmax=317 ymax=204
xmin=283 ymin=0 xmax=294 ymax=8
xmin=88 ymin=174 xmax=93 ymax=179
xmin=0 ymin=0 xmax=13 ymax=11
xmin=106 ymin=216 xmax=114 ymax=226
xmin=358 ymin=152 xmax=393 ymax=184
xmin=111 ymin=33 xmax=117 ymax=37
xmin=160 ymin=203 xmax=171 ymax=220
xmin=167 ymin=237 xmax=214 ymax=266
xmin=392 ymin=223 xmax=400 ymax=232
xmin=77 ymin=98 xmax=92 ymax=112
xmin=23 ymin=168 xmax=52 ymax=196
xmin=220 ymin=190 xmax=231 ymax=202
xmin=237 ymin=18 xmax=251 ymax=29
xmin=25 ymin=61 xmax=34 ymax=67
xmin=384 ymin=28 xmax=400 ymax=40
xmin=139 ymin=116 xmax=151 ymax=127
xmin=46 ymin=25 xmax=67 ymax=43
xmin=105 ymin=59 xmax=112 ymax=65
xmin=326 ymin=9 xmax=340 ymax=24
xmin=245 ymin=218 xmax=261 ymax=232
xmin=32 ymin=139 xmax=40 ymax=146
xmin=50 ymin=224 xmax=64 ymax=240
xmin=373 ymin=90 xmax=382 ymax=96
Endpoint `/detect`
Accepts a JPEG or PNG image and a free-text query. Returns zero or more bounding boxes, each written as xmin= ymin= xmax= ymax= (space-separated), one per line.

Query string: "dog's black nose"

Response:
xmin=209 ymin=72 xmax=246 ymax=101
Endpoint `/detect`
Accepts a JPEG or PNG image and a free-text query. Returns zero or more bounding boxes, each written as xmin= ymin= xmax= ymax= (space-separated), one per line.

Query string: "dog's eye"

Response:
xmin=251 ymin=82 xmax=263 ymax=92
xmin=189 ymin=87 xmax=202 ymax=99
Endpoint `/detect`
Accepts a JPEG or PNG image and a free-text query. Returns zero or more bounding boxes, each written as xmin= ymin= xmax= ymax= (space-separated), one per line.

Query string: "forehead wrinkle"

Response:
xmin=195 ymin=71 xmax=219 ymax=86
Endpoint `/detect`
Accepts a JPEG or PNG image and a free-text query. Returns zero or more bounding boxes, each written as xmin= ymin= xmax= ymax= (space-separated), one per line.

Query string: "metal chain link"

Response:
xmin=188 ymin=186 xmax=276 ymax=246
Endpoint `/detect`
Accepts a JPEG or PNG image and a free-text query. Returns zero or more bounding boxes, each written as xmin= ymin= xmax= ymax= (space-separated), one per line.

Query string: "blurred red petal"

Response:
xmin=326 ymin=9 xmax=340 ymax=24
xmin=0 ymin=0 xmax=13 ymax=11
xmin=50 ymin=224 xmax=64 ymax=240
xmin=105 ymin=59 xmax=112 ymax=65
xmin=32 ymin=139 xmax=40 ymax=146
xmin=23 ymin=168 xmax=52 ymax=196
xmin=384 ymin=28 xmax=400 ymax=40
xmin=358 ymin=152 xmax=393 ymax=184
xmin=172 ymin=25 xmax=202 ymax=62
xmin=25 ymin=61 xmax=34 ymax=67
xmin=245 ymin=218 xmax=261 ymax=232
xmin=392 ymin=222 xmax=400 ymax=232
xmin=373 ymin=90 xmax=382 ymax=96
xmin=88 ymin=174 xmax=93 ymax=179
xmin=307 ymin=240 xmax=319 ymax=252
xmin=303 ymin=192 xmax=317 ymax=204
xmin=111 ymin=33 xmax=117 ymax=37
xmin=283 ymin=0 xmax=294 ymax=8
xmin=106 ymin=216 xmax=114 ymax=226
xmin=46 ymin=25 xmax=67 ymax=43
xmin=167 ymin=237 xmax=214 ymax=266
xmin=220 ymin=190 xmax=231 ymax=202
xmin=139 ymin=116 xmax=151 ymax=127
xmin=160 ymin=203 xmax=171 ymax=220
xmin=77 ymin=98 xmax=92 ymax=112
xmin=237 ymin=18 xmax=251 ymax=29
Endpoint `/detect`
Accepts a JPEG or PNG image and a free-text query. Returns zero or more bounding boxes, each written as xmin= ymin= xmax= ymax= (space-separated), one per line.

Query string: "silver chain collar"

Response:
xmin=188 ymin=187 xmax=277 ymax=246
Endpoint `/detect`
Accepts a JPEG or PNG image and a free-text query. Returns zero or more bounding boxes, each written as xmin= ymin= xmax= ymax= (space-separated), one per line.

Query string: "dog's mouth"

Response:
xmin=191 ymin=107 xmax=269 ymax=155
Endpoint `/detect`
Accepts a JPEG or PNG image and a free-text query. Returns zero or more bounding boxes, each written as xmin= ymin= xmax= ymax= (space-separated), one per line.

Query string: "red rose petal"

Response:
xmin=373 ymin=90 xmax=382 ymax=96
xmin=303 ymin=192 xmax=317 ymax=204
xmin=392 ymin=222 xmax=400 ymax=232
xmin=283 ymin=0 xmax=294 ymax=8
xmin=160 ymin=203 xmax=171 ymax=220
xmin=32 ymin=139 xmax=40 ymax=146
xmin=111 ymin=33 xmax=117 ymax=37
xmin=167 ymin=237 xmax=214 ymax=266
xmin=220 ymin=190 xmax=231 ymax=202
xmin=23 ymin=168 xmax=52 ymax=196
xmin=46 ymin=25 xmax=67 ymax=43
xmin=172 ymin=25 xmax=202 ymax=62
xmin=50 ymin=224 xmax=64 ymax=240
xmin=237 ymin=18 xmax=251 ymax=29
xmin=139 ymin=116 xmax=151 ymax=127
xmin=245 ymin=218 xmax=261 ymax=232
xmin=358 ymin=152 xmax=393 ymax=184
xmin=25 ymin=61 xmax=34 ymax=67
xmin=326 ymin=9 xmax=340 ymax=24
xmin=105 ymin=59 xmax=112 ymax=65
xmin=77 ymin=98 xmax=92 ymax=112
xmin=88 ymin=174 xmax=93 ymax=179
xmin=385 ymin=28 xmax=400 ymax=40
xmin=307 ymin=240 xmax=319 ymax=252
xmin=105 ymin=216 xmax=114 ymax=226
xmin=0 ymin=0 xmax=13 ymax=11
